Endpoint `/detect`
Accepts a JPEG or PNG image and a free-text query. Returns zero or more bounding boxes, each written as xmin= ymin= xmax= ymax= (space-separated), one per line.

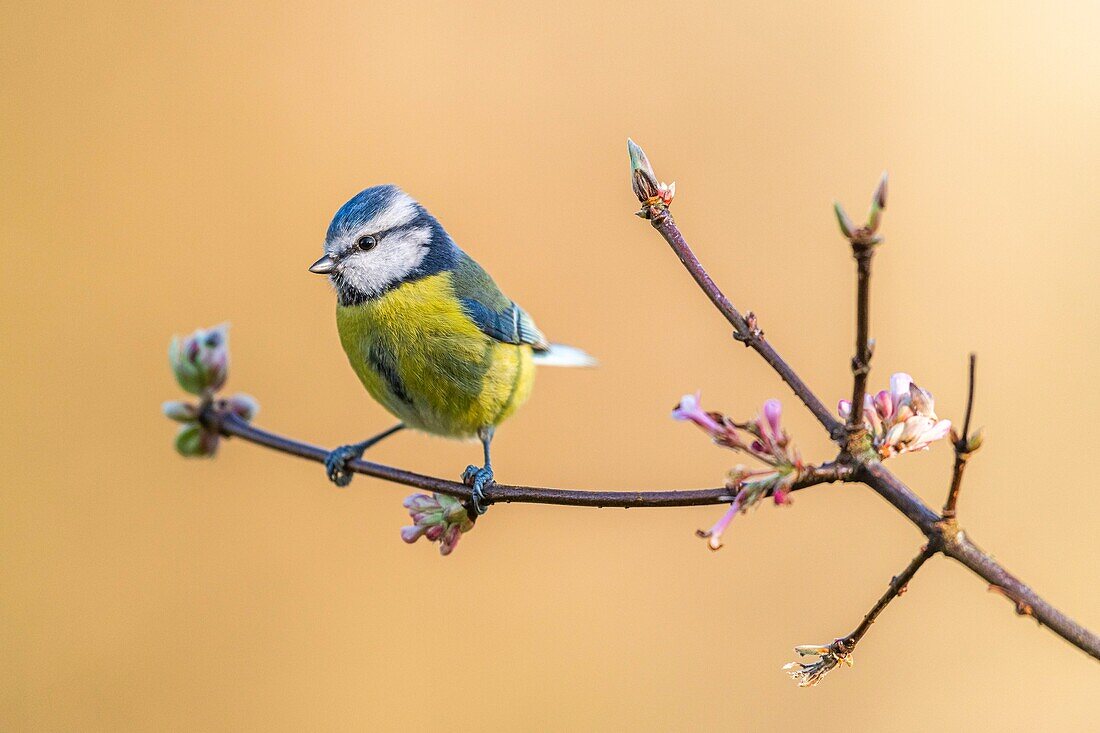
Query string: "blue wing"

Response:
xmin=451 ymin=253 xmax=549 ymax=350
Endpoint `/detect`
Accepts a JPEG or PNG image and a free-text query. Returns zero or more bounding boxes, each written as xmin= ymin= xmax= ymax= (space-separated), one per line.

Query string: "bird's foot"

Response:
xmin=325 ymin=444 xmax=367 ymax=487
xmin=462 ymin=464 xmax=495 ymax=516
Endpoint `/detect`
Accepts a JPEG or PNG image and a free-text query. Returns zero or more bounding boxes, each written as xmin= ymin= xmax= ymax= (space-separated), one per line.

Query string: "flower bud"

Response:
xmin=628 ymin=138 xmax=659 ymax=201
xmin=834 ymin=201 xmax=855 ymax=239
xmin=965 ymin=427 xmax=984 ymax=453
xmin=169 ymin=324 xmax=230 ymax=396
xmin=866 ymin=171 xmax=888 ymax=233
xmin=400 ymin=492 xmax=474 ymax=556
xmin=162 ymin=400 xmax=198 ymax=423
xmin=175 ymin=423 xmax=218 ymax=457
xmin=672 ymin=392 xmax=724 ymax=435
xmin=223 ymin=393 xmax=259 ymax=422
xmin=628 ymin=138 xmax=676 ymax=215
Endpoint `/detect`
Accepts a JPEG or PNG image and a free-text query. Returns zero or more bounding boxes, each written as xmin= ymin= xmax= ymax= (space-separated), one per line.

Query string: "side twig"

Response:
xmin=840 ymin=543 xmax=935 ymax=653
xmin=847 ymin=244 xmax=874 ymax=433
xmin=785 ymin=543 xmax=935 ymax=686
xmin=835 ymin=174 xmax=886 ymax=437
xmin=944 ymin=353 xmax=979 ymax=518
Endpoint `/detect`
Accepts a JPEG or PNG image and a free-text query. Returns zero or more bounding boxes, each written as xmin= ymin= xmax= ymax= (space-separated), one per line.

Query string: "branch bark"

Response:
xmin=944 ymin=353 xmax=978 ymax=518
xmin=206 ymin=409 xmax=851 ymax=508
xmin=847 ymin=245 xmax=874 ymax=432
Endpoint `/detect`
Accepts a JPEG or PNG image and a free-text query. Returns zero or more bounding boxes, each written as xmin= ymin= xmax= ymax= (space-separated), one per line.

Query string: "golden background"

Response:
xmin=4 ymin=1 xmax=1099 ymax=730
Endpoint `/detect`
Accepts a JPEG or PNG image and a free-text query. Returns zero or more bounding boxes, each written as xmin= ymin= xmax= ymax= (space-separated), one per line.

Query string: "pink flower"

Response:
xmin=841 ymin=372 xmax=952 ymax=458
xmin=672 ymin=392 xmax=724 ymax=435
xmin=696 ymin=496 xmax=741 ymax=551
xmin=763 ymin=399 xmax=782 ymax=439
xmin=400 ymin=493 xmax=474 ymax=556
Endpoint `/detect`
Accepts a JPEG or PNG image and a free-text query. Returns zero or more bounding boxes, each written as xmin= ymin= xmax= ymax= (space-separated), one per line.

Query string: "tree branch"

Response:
xmin=629 ymin=146 xmax=1100 ymax=663
xmin=847 ymin=245 xmax=874 ymax=433
xmin=944 ymin=353 xmax=978 ymax=518
xmin=205 ymin=409 xmax=852 ymax=508
xmin=645 ymin=209 xmax=845 ymax=440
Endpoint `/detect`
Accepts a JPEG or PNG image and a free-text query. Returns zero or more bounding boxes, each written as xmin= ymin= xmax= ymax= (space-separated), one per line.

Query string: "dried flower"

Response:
xmin=783 ymin=642 xmax=853 ymax=687
xmin=839 ymin=373 xmax=951 ymax=458
xmin=169 ymin=324 xmax=229 ymax=396
xmin=401 ymin=493 xmax=474 ymax=556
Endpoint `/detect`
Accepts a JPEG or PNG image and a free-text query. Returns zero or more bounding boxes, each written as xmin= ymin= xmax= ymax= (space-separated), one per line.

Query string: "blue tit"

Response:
xmin=309 ymin=185 xmax=595 ymax=514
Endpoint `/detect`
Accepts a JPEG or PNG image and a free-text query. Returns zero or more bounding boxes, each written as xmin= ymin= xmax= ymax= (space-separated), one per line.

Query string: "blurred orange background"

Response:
xmin=3 ymin=1 xmax=1099 ymax=730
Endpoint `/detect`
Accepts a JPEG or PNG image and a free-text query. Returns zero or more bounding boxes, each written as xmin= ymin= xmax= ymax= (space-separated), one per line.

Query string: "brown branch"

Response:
xmin=785 ymin=543 xmax=934 ymax=687
xmin=847 ymin=245 xmax=874 ymax=433
xmin=629 ymin=143 xmax=1100 ymax=663
xmin=205 ymin=409 xmax=852 ymax=508
xmin=644 ymin=209 xmax=845 ymax=440
xmin=944 ymin=353 xmax=978 ymax=518
xmin=839 ymin=543 xmax=935 ymax=653
xmin=940 ymin=524 xmax=1100 ymax=658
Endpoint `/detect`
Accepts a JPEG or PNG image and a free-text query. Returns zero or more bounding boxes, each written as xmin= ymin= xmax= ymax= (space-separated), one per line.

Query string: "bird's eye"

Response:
xmin=356 ymin=235 xmax=378 ymax=251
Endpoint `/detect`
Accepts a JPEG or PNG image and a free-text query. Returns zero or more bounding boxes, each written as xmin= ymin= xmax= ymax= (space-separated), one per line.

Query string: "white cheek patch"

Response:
xmin=337 ymin=226 xmax=432 ymax=296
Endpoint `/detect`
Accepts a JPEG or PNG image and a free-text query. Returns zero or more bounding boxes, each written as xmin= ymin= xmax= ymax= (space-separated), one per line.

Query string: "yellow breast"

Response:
xmin=335 ymin=272 xmax=535 ymax=438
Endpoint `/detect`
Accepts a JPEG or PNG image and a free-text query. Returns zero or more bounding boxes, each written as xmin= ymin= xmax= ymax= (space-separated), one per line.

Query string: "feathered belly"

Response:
xmin=335 ymin=278 xmax=535 ymax=437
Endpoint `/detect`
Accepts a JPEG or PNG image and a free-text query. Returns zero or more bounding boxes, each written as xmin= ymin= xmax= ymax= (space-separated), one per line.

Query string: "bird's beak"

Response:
xmin=309 ymin=254 xmax=336 ymax=274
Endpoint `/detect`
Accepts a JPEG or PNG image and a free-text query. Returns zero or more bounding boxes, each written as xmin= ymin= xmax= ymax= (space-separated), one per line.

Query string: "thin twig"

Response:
xmin=961 ymin=352 xmax=977 ymax=440
xmin=206 ymin=410 xmax=852 ymax=508
xmin=838 ymin=543 xmax=935 ymax=654
xmin=847 ymin=245 xmax=874 ymax=432
xmin=944 ymin=354 xmax=978 ymax=518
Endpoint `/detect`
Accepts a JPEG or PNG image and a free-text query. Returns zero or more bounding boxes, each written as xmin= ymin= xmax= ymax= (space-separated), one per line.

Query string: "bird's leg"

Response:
xmin=324 ymin=423 xmax=405 ymax=487
xmin=462 ymin=426 xmax=496 ymax=516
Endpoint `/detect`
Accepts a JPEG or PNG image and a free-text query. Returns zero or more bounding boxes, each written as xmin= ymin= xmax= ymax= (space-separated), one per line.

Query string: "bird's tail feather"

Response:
xmin=533 ymin=343 xmax=597 ymax=368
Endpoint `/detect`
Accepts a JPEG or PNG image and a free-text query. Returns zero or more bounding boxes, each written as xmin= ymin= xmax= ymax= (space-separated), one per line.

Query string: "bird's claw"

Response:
xmin=325 ymin=444 xmax=363 ymax=487
xmin=462 ymin=464 xmax=494 ymax=516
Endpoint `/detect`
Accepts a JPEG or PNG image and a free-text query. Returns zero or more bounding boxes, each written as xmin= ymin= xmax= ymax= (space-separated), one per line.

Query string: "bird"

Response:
xmin=309 ymin=184 xmax=595 ymax=515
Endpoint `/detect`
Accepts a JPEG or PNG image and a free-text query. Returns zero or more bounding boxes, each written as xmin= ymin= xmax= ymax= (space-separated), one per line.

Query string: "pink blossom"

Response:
xmin=696 ymin=497 xmax=741 ymax=551
xmin=840 ymin=372 xmax=952 ymax=458
xmin=763 ymin=399 xmax=783 ymax=439
xmin=400 ymin=493 xmax=474 ymax=556
xmin=672 ymin=392 xmax=724 ymax=435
